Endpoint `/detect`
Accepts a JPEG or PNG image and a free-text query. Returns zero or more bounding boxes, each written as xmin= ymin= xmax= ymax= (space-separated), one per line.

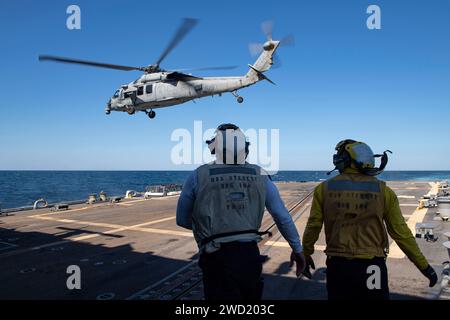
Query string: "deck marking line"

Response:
xmin=0 ymin=216 xmax=179 ymax=258
xmin=264 ymin=241 xmax=326 ymax=251
xmin=117 ymin=198 xmax=150 ymax=206
xmin=31 ymin=206 xmax=91 ymax=217
xmin=388 ymin=182 xmax=437 ymax=259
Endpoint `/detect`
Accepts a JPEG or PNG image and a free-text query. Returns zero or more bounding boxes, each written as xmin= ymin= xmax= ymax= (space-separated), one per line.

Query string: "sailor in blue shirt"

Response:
xmin=176 ymin=123 xmax=306 ymax=300
xmin=177 ymin=170 xmax=303 ymax=253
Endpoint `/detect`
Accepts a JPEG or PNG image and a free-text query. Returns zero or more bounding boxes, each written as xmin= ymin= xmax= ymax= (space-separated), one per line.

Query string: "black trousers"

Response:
xmin=199 ymin=241 xmax=263 ymax=300
xmin=326 ymin=256 xmax=390 ymax=300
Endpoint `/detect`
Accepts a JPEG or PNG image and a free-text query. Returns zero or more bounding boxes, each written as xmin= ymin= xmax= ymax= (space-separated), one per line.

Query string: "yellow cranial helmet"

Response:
xmin=345 ymin=141 xmax=375 ymax=169
xmin=331 ymin=139 xmax=392 ymax=176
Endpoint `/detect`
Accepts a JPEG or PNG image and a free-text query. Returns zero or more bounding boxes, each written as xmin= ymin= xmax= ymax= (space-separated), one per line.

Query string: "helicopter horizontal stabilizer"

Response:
xmin=247 ymin=64 xmax=276 ymax=85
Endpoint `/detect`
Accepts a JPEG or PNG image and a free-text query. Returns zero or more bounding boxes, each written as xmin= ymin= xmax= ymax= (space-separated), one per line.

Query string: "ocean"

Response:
xmin=0 ymin=170 xmax=449 ymax=209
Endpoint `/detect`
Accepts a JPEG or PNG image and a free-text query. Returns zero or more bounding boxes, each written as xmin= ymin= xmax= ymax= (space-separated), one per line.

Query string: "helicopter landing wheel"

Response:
xmin=126 ymin=106 xmax=136 ymax=115
xmin=237 ymin=96 xmax=244 ymax=104
xmin=148 ymin=110 xmax=156 ymax=119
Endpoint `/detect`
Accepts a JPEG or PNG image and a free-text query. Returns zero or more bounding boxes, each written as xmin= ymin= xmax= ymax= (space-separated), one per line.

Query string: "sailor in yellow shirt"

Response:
xmin=302 ymin=139 xmax=437 ymax=300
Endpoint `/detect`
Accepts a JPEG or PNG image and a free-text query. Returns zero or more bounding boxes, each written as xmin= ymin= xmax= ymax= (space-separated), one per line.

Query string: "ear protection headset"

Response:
xmin=206 ymin=123 xmax=250 ymax=156
xmin=331 ymin=139 xmax=356 ymax=174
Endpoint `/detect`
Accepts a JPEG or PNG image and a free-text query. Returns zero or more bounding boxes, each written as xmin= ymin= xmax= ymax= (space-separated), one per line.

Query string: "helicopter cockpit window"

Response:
xmin=146 ymin=85 xmax=153 ymax=94
xmin=124 ymin=91 xmax=134 ymax=99
xmin=137 ymin=86 xmax=144 ymax=96
xmin=113 ymin=89 xmax=120 ymax=98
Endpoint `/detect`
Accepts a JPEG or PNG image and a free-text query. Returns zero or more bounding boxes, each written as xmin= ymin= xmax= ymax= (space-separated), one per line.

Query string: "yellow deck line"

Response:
xmin=33 ymin=216 xmax=126 ymax=229
xmin=117 ymin=203 xmax=135 ymax=207
xmin=117 ymin=198 xmax=150 ymax=206
xmin=388 ymin=182 xmax=438 ymax=259
xmin=130 ymin=227 xmax=193 ymax=237
xmin=69 ymin=217 xmax=184 ymax=241
xmin=150 ymin=195 xmax=180 ymax=200
xmin=32 ymin=215 xmax=175 ymax=229
xmin=31 ymin=215 xmax=178 ymax=242
xmin=1 ymin=216 xmax=182 ymax=258
xmin=264 ymin=240 xmax=326 ymax=252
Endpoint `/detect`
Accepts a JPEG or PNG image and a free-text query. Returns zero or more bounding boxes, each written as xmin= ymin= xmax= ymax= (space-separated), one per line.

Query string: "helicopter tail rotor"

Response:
xmin=248 ymin=21 xmax=294 ymax=69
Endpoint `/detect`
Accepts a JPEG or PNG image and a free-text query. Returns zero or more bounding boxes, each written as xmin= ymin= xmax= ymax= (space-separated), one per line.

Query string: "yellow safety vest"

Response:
xmin=323 ymin=173 xmax=389 ymax=258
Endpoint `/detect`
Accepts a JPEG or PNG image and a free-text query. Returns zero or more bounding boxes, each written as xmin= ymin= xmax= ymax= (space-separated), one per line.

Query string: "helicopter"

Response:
xmin=39 ymin=19 xmax=293 ymax=119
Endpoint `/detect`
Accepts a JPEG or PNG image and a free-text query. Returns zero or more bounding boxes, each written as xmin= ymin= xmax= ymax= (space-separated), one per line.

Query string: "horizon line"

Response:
xmin=1 ymin=169 xmax=450 ymax=172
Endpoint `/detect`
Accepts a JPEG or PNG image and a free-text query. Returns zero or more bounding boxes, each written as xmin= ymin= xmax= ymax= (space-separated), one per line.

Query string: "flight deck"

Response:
xmin=0 ymin=181 xmax=449 ymax=300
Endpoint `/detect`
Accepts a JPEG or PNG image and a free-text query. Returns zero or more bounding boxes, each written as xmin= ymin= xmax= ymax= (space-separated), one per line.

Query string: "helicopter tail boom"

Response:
xmin=244 ymin=40 xmax=280 ymax=85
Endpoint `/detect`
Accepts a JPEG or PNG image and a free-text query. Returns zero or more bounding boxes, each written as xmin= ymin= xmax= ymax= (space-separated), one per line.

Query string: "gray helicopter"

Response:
xmin=39 ymin=19 xmax=292 ymax=119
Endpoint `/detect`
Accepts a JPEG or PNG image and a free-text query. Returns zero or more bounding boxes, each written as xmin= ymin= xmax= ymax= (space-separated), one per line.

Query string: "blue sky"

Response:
xmin=0 ymin=0 xmax=449 ymax=170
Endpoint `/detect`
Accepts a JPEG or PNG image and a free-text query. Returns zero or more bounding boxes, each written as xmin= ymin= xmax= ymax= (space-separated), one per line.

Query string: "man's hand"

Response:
xmin=289 ymin=251 xmax=306 ymax=277
xmin=420 ymin=264 xmax=438 ymax=287
xmin=302 ymin=254 xmax=316 ymax=279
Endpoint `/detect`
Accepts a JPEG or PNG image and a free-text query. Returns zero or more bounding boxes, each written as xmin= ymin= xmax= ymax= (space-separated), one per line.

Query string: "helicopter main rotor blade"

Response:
xmin=261 ymin=20 xmax=274 ymax=41
xmin=176 ymin=66 xmax=238 ymax=72
xmin=154 ymin=18 xmax=198 ymax=68
xmin=38 ymin=55 xmax=144 ymax=71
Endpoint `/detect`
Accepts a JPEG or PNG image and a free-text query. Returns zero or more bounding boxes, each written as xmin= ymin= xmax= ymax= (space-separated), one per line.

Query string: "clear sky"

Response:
xmin=0 ymin=0 xmax=449 ymax=170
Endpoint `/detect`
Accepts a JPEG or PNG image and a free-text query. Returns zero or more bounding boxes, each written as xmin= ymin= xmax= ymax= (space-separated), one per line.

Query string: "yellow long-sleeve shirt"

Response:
xmin=302 ymin=174 xmax=429 ymax=270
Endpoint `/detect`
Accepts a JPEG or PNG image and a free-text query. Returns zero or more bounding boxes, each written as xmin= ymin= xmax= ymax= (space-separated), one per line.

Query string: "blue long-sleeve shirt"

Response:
xmin=176 ymin=170 xmax=302 ymax=253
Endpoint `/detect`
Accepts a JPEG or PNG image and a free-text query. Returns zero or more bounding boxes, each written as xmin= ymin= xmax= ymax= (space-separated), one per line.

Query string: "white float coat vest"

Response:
xmin=192 ymin=163 xmax=267 ymax=253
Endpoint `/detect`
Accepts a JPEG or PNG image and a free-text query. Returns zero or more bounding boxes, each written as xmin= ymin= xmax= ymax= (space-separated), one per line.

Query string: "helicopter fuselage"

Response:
xmin=106 ymin=73 xmax=256 ymax=114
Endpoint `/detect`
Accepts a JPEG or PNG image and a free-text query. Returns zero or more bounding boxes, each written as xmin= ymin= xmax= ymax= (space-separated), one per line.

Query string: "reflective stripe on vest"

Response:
xmin=327 ymin=180 xmax=381 ymax=193
xmin=209 ymin=166 xmax=257 ymax=176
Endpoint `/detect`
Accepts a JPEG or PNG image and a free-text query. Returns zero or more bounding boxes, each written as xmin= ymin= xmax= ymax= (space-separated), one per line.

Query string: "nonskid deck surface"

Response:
xmin=0 ymin=181 xmax=448 ymax=300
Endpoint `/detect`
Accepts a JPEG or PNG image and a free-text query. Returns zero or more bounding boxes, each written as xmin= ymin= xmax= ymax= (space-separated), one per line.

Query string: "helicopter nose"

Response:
xmin=105 ymin=100 xmax=112 ymax=114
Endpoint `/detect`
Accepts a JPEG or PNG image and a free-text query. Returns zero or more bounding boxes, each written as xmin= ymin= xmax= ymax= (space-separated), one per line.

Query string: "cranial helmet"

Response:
xmin=329 ymin=139 xmax=392 ymax=176
xmin=206 ymin=123 xmax=250 ymax=165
